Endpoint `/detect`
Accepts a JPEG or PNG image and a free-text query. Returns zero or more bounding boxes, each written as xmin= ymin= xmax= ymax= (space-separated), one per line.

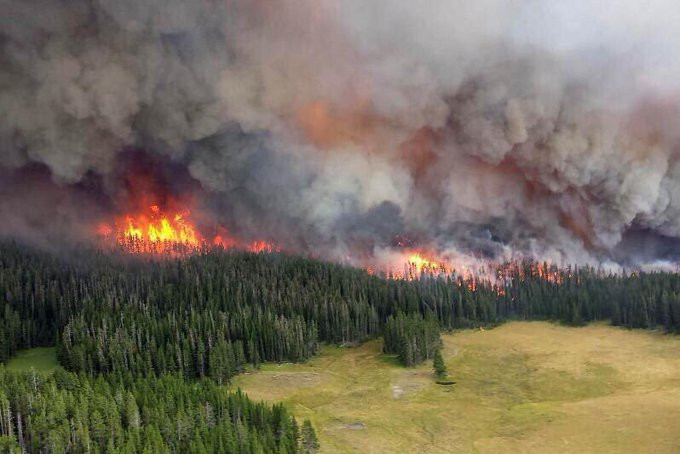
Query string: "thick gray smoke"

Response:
xmin=2 ymin=0 xmax=680 ymax=267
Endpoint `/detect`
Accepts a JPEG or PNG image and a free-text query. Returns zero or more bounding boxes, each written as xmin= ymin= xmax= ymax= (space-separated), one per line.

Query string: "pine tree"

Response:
xmin=124 ymin=392 xmax=140 ymax=430
xmin=433 ymin=348 xmax=447 ymax=379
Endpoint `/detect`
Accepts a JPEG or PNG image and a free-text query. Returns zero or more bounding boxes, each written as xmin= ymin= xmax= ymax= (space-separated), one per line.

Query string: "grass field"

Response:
xmin=5 ymin=347 xmax=60 ymax=373
xmin=233 ymin=322 xmax=680 ymax=453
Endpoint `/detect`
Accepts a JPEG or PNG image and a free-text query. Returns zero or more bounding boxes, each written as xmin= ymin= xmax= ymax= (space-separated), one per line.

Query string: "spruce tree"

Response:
xmin=433 ymin=348 xmax=447 ymax=379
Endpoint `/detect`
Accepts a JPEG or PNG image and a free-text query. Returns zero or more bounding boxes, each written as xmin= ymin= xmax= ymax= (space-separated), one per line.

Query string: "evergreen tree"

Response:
xmin=432 ymin=348 xmax=447 ymax=379
xmin=3 ymin=241 xmax=680 ymax=424
xmin=0 ymin=369 xmax=305 ymax=453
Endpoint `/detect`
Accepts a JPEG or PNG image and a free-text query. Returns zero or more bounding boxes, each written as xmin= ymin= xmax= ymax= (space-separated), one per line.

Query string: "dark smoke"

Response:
xmin=3 ymin=0 xmax=680 ymax=268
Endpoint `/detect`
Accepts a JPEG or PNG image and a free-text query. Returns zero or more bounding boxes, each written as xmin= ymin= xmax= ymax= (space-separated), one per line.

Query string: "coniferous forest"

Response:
xmin=2 ymin=240 xmax=680 ymax=451
xmin=0 ymin=370 xmax=309 ymax=453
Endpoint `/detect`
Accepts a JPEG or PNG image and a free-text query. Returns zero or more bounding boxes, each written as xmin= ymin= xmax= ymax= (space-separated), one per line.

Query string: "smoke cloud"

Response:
xmin=3 ymin=0 xmax=680 ymax=266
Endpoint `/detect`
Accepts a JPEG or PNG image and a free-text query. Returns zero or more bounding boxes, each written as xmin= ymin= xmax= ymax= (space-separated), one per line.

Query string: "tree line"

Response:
xmin=2 ymin=241 xmax=680 ymax=377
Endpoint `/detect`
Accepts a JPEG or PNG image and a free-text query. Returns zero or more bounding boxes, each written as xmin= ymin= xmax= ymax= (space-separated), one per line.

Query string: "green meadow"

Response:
xmin=234 ymin=322 xmax=680 ymax=453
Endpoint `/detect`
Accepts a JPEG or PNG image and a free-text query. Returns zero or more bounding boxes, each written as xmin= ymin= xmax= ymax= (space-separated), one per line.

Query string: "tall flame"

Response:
xmin=121 ymin=205 xmax=201 ymax=246
xmin=406 ymin=252 xmax=451 ymax=274
xmin=98 ymin=204 xmax=278 ymax=255
xmin=374 ymin=250 xmax=455 ymax=280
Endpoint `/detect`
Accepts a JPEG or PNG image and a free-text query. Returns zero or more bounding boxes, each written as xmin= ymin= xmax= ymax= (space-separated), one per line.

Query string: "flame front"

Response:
xmin=97 ymin=205 xmax=569 ymax=293
xmin=121 ymin=205 xmax=201 ymax=246
xmin=376 ymin=250 xmax=454 ymax=280
xmin=98 ymin=204 xmax=278 ymax=255
xmin=407 ymin=253 xmax=451 ymax=274
xmin=97 ymin=205 xmax=203 ymax=254
xmin=374 ymin=247 xmax=571 ymax=295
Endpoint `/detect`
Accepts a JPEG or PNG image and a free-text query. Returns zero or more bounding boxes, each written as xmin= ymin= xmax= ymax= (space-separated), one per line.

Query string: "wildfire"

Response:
xmin=122 ymin=205 xmax=200 ymax=245
xmin=96 ymin=201 xmax=572 ymax=294
xmin=370 ymin=250 xmax=486 ymax=293
xmin=378 ymin=250 xmax=454 ymax=280
xmin=98 ymin=204 xmax=278 ymax=255
xmin=371 ymin=246 xmax=572 ymax=296
xmin=535 ymin=262 xmax=564 ymax=284
xmin=247 ymin=240 xmax=281 ymax=253
xmin=406 ymin=252 xmax=451 ymax=275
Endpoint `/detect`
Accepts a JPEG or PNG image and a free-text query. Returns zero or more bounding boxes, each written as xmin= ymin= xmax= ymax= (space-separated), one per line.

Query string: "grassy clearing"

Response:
xmin=233 ymin=322 xmax=680 ymax=453
xmin=5 ymin=347 xmax=60 ymax=373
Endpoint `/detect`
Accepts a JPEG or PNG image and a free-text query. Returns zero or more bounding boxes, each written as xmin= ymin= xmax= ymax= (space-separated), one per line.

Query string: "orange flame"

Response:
xmin=98 ymin=205 xmax=278 ymax=255
xmin=406 ymin=252 xmax=451 ymax=275
xmin=247 ymin=240 xmax=281 ymax=253
xmin=377 ymin=250 xmax=454 ymax=280
xmin=120 ymin=205 xmax=201 ymax=246
xmin=372 ymin=248 xmax=569 ymax=295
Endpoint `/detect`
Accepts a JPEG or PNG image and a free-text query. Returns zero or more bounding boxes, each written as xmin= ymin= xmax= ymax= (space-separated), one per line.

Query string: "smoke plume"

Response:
xmin=3 ymin=0 xmax=680 ymax=267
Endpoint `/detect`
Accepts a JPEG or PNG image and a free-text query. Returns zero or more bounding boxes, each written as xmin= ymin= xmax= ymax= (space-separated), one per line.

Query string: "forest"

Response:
xmin=2 ymin=240 xmax=680 ymax=450
xmin=0 ymin=368 xmax=316 ymax=453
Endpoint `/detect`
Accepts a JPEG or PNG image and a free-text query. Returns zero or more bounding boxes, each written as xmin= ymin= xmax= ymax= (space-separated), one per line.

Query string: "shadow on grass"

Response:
xmin=5 ymin=347 xmax=60 ymax=373
xmin=377 ymin=354 xmax=403 ymax=367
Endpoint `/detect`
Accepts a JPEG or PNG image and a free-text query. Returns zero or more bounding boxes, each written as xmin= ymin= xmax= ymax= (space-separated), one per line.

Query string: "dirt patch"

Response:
xmin=392 ymin=381 xmax=426 ymax=398
xmin=340 ymin=422 xmax=366 ymax=430
xmin=392 ymin=385 xmax=404 ymax=398
xmin=268 ymin=372 xmax=321 ymax=385
xmin=391 ymin=369 xmax=431 ymax=399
